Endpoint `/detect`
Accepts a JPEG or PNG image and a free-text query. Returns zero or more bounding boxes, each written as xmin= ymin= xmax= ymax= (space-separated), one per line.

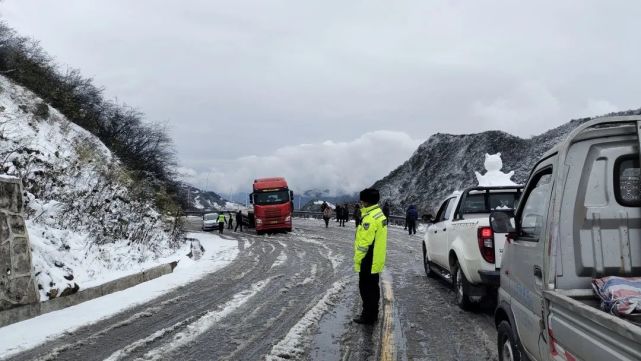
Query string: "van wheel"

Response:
xmin=422 ymin=243 xmax=435 ymax=278
xmin=497 ymin=321 xmax=522 ymax=361
xmin=452 ymin=261 xmax=474 ymax=311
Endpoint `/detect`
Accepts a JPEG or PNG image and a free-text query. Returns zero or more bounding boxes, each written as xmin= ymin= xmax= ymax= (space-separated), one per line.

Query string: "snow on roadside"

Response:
xmin=0 ymin=232 xmax=238 ymax=359
xmin=265 ymin=279 xmax=347 ymax=361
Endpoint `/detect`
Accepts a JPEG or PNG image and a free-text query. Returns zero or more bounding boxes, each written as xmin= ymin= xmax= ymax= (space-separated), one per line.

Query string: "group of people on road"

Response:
xmin=319 ymin=202 xmax=364 ymax=228
xmin=215 ymin=210 xmax=245 ymax=234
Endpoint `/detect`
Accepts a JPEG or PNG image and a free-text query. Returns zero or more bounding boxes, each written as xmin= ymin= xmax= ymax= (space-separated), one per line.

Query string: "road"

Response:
xmin=6 ymin=218 xmax=497 ymax=361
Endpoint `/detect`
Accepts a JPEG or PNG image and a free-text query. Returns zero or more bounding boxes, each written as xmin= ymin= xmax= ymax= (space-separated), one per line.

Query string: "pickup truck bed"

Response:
xmin=545 ymin=289 xmax=641 ymax=360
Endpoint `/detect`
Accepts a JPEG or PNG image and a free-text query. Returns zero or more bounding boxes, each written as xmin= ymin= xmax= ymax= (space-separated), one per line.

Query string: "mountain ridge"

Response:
xmin=372 ymin=111 xmax=640 ymax=215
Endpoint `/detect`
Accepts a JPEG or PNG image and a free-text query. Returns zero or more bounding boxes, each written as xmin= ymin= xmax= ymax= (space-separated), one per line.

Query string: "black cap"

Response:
xmin=359 ymin=188 xmax=380 ymax=204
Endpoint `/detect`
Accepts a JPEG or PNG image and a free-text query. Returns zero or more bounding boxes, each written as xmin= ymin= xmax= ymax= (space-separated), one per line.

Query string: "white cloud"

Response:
xmin=182 ymin=131 xmax=421 ymax=195
xmin=471 ymin=81 xmax=562 ymax=136
xmin=582 ymin=99 xmax=619 ymax=118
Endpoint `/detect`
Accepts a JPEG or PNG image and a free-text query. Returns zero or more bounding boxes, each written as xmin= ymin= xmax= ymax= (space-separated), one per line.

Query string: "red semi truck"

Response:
xmin=249 ymin=177 xmax=294 ymax=234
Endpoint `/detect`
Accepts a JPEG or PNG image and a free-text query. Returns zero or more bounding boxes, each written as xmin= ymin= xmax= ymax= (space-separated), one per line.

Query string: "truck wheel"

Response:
xmin=422 ymin=243 xmax=435 ymax=278
xmin=452 ymin=261 xmax=474 ymax=311
xmin=497 ymin=320 xmax=522 ymax=361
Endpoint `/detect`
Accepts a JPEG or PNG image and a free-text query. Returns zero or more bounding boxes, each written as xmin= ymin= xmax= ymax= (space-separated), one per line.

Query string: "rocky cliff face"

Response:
xmin=372 ymin=110 xmax=641 ymax=216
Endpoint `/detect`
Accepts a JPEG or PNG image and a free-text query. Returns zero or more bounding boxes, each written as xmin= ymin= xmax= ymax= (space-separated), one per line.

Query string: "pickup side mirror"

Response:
xmin=489 ymin=210 xmax=516 ymax=234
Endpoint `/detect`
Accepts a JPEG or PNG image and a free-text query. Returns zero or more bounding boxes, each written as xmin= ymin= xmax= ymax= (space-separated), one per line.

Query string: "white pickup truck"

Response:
xmin=422 ymin=185 xmax=523 ymax=310
xmin=492 ymin=116 xmax=641 ymax=361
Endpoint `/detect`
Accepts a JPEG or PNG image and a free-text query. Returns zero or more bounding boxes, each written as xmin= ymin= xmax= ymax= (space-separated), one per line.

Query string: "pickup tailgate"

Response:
xmin=544 ymin=290 xmax=641 ymax=361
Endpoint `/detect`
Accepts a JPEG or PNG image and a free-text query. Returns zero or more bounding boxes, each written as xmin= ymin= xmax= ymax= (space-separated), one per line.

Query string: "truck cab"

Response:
xmin=493 ymin=116 xmax=641 ymax=361
xmin=250 ymin=177 xmax=294 ymax=234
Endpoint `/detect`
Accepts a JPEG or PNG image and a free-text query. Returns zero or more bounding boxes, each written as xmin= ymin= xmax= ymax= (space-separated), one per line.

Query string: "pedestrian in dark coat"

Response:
xmin=234 ymin=210 xmax=243 ymax=232
xmin=335 ymin=205 xmax=342 ymax=222
xmin=406 ymin=205 xmax=418 ymax=235
xmin=382 ymin=201 xmax=391 ymax=219
xmin=354 ymin=204 xmax=361 ymax=227
xmin=227 ymin=212 xmax=234 ymax=229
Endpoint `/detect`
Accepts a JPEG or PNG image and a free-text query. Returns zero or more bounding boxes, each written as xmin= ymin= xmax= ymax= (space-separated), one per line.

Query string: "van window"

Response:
xmin=615 ymin=155 xmax=640 ymax=207
xmin=518 ymin=169 xmax=553 ymax=241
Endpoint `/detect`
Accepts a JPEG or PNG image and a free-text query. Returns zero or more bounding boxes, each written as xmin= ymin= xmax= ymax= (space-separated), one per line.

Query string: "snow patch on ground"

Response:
xmin=298 ymin=237 xmax=344 ymax=270
xmin=272 ymin=250 xmax=288 ymax=269
xmin=265 ymin=279 xmax=347 ymax=360
xmin=106 ymin=278 xmax=269 ymax=361
xmin=0 ymin=233 xmax=238 ymax=359
xmin=299 ymin=264 xmax=317 ymax=286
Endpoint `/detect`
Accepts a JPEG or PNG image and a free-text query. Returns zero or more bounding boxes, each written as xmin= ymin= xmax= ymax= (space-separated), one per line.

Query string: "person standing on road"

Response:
xmin=217 ymin=213 xmax=226 ymax=234
xmin=227 ymin=212 xmax=234 ymax=230
xmin=354 ymin=204 xmax=361 ymax=228
xmin=382 ymin=200 xmax=391 ymax=219
xmin=406 ymin=205 xmax=418 ymax=235
xmin=322 ymin=205 xmax=332 ymax=228
xmin=335 ymin=205 xmax=342 ymax=223
xmin=234 ymin=210 xmax=243 ymax=232
xmin=353 ymin=188 xmax=387 ymax=325
xmin=338 ymin=204 xmax=346 ymax=227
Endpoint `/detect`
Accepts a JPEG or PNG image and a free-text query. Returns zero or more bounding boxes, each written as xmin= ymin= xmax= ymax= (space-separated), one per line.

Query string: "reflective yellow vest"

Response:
xmin=354 ymin=204 xmax=387 ymax=274
xmin=217 ymin=214 xmax=226 ymax=223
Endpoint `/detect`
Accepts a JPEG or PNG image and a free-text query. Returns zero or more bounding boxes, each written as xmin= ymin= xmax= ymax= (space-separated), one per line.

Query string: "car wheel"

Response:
xmin=422 ymin=243 xmax=435 ymax=278
xmin=497 ymin=320 xmax=523 ymax=361
xmin=452 ymin=260 xmax=474 ymax=311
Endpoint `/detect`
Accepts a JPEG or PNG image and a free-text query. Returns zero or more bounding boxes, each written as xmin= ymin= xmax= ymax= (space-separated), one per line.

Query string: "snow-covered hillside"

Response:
xmin=372 ymin=111 xmax=640 ymax=215
xmin=180 ymin=183 xmax=245 ymax=211
xmin=0 ymin=75 xmax=182 ymax=300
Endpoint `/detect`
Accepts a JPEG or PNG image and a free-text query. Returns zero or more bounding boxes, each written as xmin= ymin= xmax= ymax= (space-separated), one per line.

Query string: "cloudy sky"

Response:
xmin=2 ymin=1 xmax=641 ymax=195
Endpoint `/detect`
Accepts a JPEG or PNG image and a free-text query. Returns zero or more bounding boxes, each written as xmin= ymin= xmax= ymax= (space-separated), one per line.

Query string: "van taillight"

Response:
xmin=477 ymin=226 xmax=495 ymax=264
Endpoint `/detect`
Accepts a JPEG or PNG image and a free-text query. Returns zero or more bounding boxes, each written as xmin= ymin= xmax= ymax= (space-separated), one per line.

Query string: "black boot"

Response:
xmin=352 ymin=315 xmax=377 ymax=325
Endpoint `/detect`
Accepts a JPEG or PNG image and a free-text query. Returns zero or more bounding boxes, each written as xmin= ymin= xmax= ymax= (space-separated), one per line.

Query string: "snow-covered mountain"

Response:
xmin=180 ymin=183 xmax=246 ymax=211
xmin=372 ymin=110 xmax=641 ymax=215
xmin=0 ymin=75 xmax=182 ymax=300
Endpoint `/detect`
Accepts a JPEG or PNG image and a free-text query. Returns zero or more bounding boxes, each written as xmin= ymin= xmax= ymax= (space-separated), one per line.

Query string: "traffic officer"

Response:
xmin=217 ymin=213 xmax=226 ymax=234
xmin=353 ymin=188 xmax=387 ymax=324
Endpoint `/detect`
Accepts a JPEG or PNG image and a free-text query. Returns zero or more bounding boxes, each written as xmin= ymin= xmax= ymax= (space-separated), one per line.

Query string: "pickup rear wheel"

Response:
xmin=452 ymin=261 xmax=474 ymax=311
xmin=422 ymin=243 xmax=435 ymax=278
xmin=497 ymin=320 xmax=522 ymax=361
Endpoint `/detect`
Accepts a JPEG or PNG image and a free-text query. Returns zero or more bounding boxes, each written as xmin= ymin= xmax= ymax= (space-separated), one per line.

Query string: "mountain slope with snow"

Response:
xmin=0 ymin=75 xmax=182 ymax=299
xmin=372 ymin=110 xmax=640 ymax=215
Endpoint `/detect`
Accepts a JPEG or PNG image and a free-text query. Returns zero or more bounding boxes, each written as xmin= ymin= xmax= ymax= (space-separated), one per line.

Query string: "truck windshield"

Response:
xmin=254 ymin=190 xmax=290 ymax=205
xmin=461 ymin=192 xmax=520 ymax=213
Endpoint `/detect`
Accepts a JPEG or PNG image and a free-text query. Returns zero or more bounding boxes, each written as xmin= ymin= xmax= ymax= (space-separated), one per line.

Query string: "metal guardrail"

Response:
xmin=293 ymin=211 xmax=412 ymax=226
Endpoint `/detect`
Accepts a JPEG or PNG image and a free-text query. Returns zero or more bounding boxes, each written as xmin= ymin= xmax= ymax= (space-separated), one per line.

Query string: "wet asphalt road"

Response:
xmin=5 ymin=218 xmax=497 ymax=361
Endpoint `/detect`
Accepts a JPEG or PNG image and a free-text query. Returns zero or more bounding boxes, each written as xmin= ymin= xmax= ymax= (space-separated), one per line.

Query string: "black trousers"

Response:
xmin=228 ymin=220 xmax=233 ymax=229
xmin=218 ymin=222 xmax=224 ymax=234
xmin=323 ymin=217 xmax=329 ymax=228
xmin=407 ymin=220 xmax=417 ymax=235
xmin=234 ymin=221 xmax=243 ymax=232
xmin=358 ymin=272 xmax=380 ymax=320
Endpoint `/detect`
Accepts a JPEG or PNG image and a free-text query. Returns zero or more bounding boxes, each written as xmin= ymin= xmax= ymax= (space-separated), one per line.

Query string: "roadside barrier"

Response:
xmin=0 ymin=261 xmax=178 ymax=328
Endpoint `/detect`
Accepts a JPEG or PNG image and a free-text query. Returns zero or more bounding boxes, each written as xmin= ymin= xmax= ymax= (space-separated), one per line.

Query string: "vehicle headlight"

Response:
xmin=285 ymin=216 xmax=291 ymax=222
xmin=256 ymin=218 xmax=262 ymax=224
